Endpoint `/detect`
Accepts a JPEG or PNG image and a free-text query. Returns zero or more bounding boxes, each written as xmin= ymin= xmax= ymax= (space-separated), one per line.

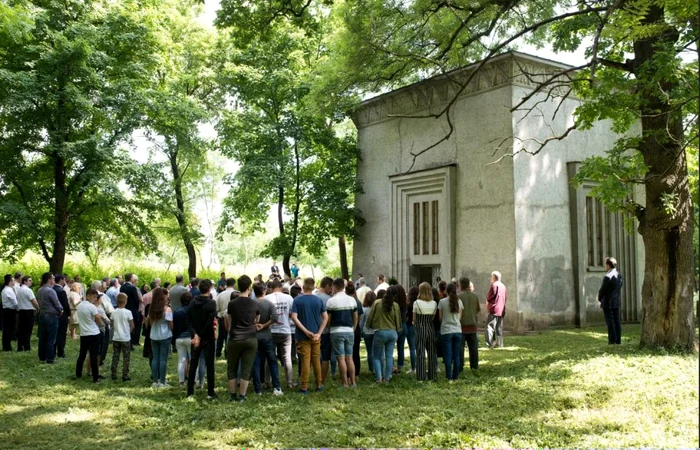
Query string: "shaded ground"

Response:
xmin=0 ymin=324 xmax=697 ymax=448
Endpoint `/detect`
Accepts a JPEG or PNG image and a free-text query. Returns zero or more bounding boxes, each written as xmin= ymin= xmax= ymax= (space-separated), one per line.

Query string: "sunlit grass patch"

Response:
xmin=0 ymin=324 xmax=696 ymax=448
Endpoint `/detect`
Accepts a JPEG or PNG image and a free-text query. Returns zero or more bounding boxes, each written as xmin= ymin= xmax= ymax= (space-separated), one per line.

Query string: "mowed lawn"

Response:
xmin=0 ymin=324 xmax=697 ymax=449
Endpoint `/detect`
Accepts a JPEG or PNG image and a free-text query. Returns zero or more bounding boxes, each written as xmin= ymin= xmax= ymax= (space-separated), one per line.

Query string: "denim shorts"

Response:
xmin=330 ymin=332 xmax=354 ymax=356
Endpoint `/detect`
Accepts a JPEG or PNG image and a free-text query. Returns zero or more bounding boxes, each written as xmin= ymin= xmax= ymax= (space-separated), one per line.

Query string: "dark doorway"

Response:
xmin=409 ymin=265 xmax=440 ymax=287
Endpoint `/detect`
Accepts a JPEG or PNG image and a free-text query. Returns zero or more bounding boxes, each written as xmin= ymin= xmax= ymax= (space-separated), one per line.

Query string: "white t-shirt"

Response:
xmin=413 ymin=299 xmax=437 ymax=315
xmin=16 ymin=285 xmax=36 ymax=310
xmin=1 ymin=286 xmax=18 ymax=309
xmin=150 ymin=310 xmax=173 ymax=341
xmin=374 ymin=282 xmax=389 ymax=294
xmin=326 ymin=292 xmax=358 ymax=334
xmin=77 ymin=301 xmax=100 ymax=336
xmin=111 ymin=308 xmax=133 ymax=342
xmin=356 ymin=286 xmax=371 ymax=304
xmin=267 ymin=292 xmax=294 ymax=335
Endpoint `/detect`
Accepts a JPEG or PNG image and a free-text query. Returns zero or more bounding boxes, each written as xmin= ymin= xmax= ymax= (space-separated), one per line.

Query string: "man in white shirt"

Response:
xmin=266 ymin=280 xmax=295 ymax=388
xmin=16 ymin=276 xmax=39 ymax=352
xmin=2 ymin=275 xmax=18 ymax=351
xmin=215 ymin=278 xmax=238 ymax=358
xmin=355 ymin=278 xmax=371 ymax=305
xmin=326 ymin=278 xmax=358 ymax=387
xmin=374 ymin=274 xmax=389 ymax=294
xmin=76 ymin=288 xmax=104 ymax=382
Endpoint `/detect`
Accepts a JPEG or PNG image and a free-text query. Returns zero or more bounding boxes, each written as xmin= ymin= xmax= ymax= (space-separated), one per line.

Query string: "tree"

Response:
xmin=219 ymin=0 xmax=698 ymax=350
xmin=0 ymin=0 xmax=159 ymax=273
xmin=216 ymin=20 xmax=362 ymax=277
xmin=127 ymin=0 xmax=219 ymax=279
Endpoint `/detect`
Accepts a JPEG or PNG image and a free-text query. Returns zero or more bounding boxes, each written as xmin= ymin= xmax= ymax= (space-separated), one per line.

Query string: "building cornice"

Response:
xmin=352 ymin=52 xmax=574 ymax=129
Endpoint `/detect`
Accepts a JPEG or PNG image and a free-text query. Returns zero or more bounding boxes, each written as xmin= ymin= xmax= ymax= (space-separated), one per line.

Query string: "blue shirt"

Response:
xmin=292 ymin=294 xmax=325 ymax=341
xmin=173 ymin=306 xmax=191 ymax=339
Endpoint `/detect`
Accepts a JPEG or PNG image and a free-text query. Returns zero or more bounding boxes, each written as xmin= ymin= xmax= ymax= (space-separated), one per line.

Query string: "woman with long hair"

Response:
xmin=68 ymin=283 xmax=82 ymax=339
xmin=413 ymin=282 xmax=438 ymax=381
xmin=366 ymin=285 xmax=403 ymax=383
xmin=439 ymin=283 xmax=464 ymax=380
xmin=393 ymin=285 xmax=407 ymax=375
xmin=360 ymin=290 xmax=376 ymax=376
xmin=438 ymin=280 xmax=448 ymax=299
xmin=148 ymin=287 xmax=173 ymax=387
xmin=404 ymin=286 xmax=418 ymax=374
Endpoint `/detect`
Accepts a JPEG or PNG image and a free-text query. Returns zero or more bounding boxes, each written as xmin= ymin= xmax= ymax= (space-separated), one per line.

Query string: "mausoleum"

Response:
xmin=351 ymin=51 xmax=645 ymax=331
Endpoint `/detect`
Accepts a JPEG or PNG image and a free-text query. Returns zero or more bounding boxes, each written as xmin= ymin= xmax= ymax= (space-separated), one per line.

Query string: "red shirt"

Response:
xmin=486 ymin=281 xmax=507 ymax=316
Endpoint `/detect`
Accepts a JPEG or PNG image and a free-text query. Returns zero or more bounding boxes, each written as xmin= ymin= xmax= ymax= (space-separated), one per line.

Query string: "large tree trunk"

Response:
xmin=635 ymin=5 xmax=696 ymax=351
xmin=50 ymin=153 xmax=68 ymax=274
xmin=338 ymin=235 xmax=349 ymax=280
xmin=278 ymin=184 xmax=291 ymax=277
xmin=170 ymin=150 xmax=197 ymax=279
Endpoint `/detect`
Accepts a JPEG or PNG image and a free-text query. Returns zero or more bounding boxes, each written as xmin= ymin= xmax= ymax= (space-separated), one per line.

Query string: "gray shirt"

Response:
xmin=169 ymin=284 xmax=187 ymax=310
xmin=256 ymin=298 xmax=278 ymax=339
xmin=438 ymin=297 xmax=464 ymax=335
xmin=38 ymin=285 xmax=63 ymax=316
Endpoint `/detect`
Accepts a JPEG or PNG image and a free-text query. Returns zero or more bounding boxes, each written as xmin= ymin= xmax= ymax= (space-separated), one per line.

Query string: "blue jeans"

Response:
xmin=363 ymin=333 xmax=374 ymax=373
xmin=38 ymin=314 xmax=59 ymax=363
xmin=397 ymin=324 xmax=417 ymax=370
xmin=441 ymin=333 xmax=463 ymax=380
xmin=252 ymin=338 xmax=280 ymax=392
xmin=373 ymin=330 xmax=398 ymax=382
xmin=151 ymin=338 xmax=170 ymax=384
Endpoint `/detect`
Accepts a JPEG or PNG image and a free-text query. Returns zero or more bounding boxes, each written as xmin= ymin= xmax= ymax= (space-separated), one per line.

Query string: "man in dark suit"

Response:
xmin=271 ymin=261 xmax=280 ymax=276
xmin=53 ymin=274 xmax=71 ymax=358
xmin=120 ymin=273 xmax=142 ymax=347
xmin=598 ymin=257 xmax=623 ymax=345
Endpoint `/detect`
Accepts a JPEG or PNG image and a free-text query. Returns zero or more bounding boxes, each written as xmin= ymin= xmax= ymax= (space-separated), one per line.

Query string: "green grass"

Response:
xmin=0 ymin=325 xmax=697 ymax=449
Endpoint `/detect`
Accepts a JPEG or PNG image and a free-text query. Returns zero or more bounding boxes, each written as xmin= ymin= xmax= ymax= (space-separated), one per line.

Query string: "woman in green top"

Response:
xmin=366 ymin=285 xmax=403 ymax=383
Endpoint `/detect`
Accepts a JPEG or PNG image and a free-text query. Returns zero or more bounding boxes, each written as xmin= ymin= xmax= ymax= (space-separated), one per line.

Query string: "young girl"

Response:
xmin=148 ymin=288 xmax=173 ymax=387
xmin=366 ymin=285 xmax=403 ymax=383
xmin=438 ymin=283 xmax=463 ymax=381
xmin=69 ymin=283 xmax=82 ymax=339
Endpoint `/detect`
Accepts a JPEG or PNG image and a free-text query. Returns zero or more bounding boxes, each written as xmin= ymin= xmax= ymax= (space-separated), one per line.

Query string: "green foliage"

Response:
xmin=0 ymin=325 xmax=697 ymax=448
xmin=216 ymin=20 xmax=362 ymax=264
xmin=0 ymin=0 xmax=161 ymax=269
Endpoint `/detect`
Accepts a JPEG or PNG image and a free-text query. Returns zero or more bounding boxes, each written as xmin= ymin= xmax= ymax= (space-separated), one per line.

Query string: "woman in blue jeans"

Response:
xmin=366 ymin=286 xmax=403 ymax=383
xmin=438 ymin=283 xmax=464 ymax=380
xmin=148 ymin=288 xmax=173 ymax=387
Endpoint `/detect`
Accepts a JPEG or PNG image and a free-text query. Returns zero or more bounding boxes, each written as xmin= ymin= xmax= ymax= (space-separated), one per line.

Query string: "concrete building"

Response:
xmin=350 ymin=52 xmax=644 ymax=331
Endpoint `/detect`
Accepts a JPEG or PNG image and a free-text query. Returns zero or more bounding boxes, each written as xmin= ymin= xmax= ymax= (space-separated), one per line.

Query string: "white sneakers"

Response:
xmin=152 ymin=382 xmax=171 ymax=388
xmin=272 ymin=388 xmax=284 ymax=396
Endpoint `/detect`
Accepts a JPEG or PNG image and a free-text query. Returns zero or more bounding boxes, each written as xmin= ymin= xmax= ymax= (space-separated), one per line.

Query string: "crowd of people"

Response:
xmin=0 ymin=266 xmax=512 ymax=401
xmin=1 ymin=257 xmax=626 ymax=401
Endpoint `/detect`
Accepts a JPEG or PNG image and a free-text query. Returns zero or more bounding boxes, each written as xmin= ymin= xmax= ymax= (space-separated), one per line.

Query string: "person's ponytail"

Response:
xmin=447 ymin=283 xmax=459 ymax=313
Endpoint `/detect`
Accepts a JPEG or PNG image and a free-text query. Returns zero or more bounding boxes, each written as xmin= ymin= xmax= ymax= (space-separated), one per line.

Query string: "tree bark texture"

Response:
xmin=170 ymin=151 xmax=197 ymax=279
xmin=50 ymin=153 xmax=68 ymax=274
xmin=339 ymin=235 xmax=349 ymax=280
xmin=635 ymin=5 xmax=696 ymax=351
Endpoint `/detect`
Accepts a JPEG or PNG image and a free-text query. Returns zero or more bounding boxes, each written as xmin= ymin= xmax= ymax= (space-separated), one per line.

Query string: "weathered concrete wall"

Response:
xmin=353 ymin=81 xmax=519 ymax=319
xmin=511 ymin=83 xmax=644 ymax=329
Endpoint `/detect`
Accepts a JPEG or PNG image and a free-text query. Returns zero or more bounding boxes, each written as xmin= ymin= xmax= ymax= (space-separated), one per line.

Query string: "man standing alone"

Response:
xmin=485 ymin=271 xmax=507 ymax=349
xmin=598 ymin=257 xmax=623 ymax=345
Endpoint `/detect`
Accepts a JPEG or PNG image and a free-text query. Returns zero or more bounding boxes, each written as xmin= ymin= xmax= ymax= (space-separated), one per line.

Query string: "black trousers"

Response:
xmin=17 ymin=310 xmax=35 ymax=351
xmin=603 ymin=307 xmax=622 ymax=344
xmin=2 ymin=309 xmax=17 ymax=351
xmin=55 ymin=315 xmax=69 ymax=357
xmin=461 ymin=332 xmax=479 ymax=370
xmin=187 ymin=339 xmax=215 ymax=396
xmin=216 ymin=317 xmax=227 ymax=357
xmin=353 ymin=327 xmax=362 ymax=376
xmin=100 ymin=324 xmax=111 ymax=362
xmin=131 ymin=316 xmax=142 ymax=346
xmin=76 ymin=334 xmax=100 ymax=381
